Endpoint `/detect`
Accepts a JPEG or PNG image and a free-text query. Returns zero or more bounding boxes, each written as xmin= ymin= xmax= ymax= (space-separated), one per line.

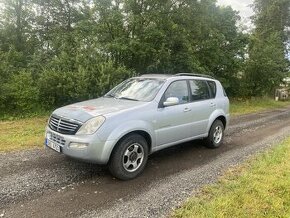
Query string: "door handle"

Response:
xmin=183 ymin=108 xmax=191 ymax=112
xmin=210 ymin=102 xmax=216 ymax=107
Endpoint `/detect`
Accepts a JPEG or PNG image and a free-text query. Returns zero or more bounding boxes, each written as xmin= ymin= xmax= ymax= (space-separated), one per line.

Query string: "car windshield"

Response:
xmin=104 ymin=78 xmax=165 ymax=102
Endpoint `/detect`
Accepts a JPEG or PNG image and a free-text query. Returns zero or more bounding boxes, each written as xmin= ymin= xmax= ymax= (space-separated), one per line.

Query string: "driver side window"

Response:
xmin=164 ymin=80 xmax=189 ymax=104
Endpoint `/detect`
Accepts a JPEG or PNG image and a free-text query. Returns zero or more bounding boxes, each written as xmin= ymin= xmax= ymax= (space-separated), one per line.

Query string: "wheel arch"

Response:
xmin=207 ymin=110 xmax=228 ymax=133
xmin=108 ymin=130 xmax=153 ymax=162
xmin=215 ymin=115 xmax=227 ymax=129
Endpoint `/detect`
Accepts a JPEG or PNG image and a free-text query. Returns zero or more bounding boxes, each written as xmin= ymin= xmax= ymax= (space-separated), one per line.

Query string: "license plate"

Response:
xmin=46 ymin=139 xmax=61 ymax=153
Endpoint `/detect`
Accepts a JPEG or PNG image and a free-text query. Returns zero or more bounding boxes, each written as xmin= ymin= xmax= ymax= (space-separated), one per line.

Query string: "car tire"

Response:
xmin=108 ymin=133 xmax=149 ymax=180
xmin=205 ymin=119 xmax=224 ymax=149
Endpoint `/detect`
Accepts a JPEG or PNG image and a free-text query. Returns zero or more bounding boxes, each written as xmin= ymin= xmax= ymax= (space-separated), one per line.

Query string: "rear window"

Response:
xmin=223 ymin=87 xmax=227 ymax=97
xmin=189 ymin=80 xmax=210 ymax=101
xmin=207 ymin=81 xmax=217 ymax=98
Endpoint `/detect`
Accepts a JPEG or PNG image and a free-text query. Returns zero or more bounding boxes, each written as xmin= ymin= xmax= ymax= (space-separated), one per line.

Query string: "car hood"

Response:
xmin=52 ymin=97 xmax=146 ymax=123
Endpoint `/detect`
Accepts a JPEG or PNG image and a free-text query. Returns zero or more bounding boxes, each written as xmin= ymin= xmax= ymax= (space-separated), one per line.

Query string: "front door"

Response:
xmin=155 ymin=80 xmax=193 ymax=146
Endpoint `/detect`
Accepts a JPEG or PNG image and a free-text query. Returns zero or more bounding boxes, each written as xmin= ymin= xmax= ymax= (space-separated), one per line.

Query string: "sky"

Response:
xmin=217 ymin=0 xmax=254 ymax=29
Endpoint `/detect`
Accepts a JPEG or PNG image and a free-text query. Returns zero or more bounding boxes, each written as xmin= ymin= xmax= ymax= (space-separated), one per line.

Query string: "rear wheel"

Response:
xmin=109 ymin=134 xmax=148 ymax=180
xmin=205 ymin=120 xmax=224 ymax=149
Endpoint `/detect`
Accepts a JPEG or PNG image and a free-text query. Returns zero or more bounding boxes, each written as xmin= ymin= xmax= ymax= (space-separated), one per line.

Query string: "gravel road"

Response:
xmin=1 ymin=106 xmax=290 ymax=218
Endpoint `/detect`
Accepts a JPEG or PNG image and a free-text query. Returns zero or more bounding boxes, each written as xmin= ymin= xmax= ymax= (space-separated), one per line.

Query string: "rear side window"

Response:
xmin=189 ymin=80 xmax=210 ymax=101
xmin=223 ymin=87 xmax=227 ymax=97
xmin=207 ymin=81 xmax=217 ymax=98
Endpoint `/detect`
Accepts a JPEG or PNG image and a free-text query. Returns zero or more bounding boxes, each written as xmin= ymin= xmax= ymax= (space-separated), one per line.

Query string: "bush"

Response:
xmin=2 ymin=71 xmax=40 ymax=114
xmin=38 ymin=70 xmax=87 ymax=109
xmin=85 ymin=61 xmax=134 ymax=98
xmin=37 ymin=61 xmax=134 ymax=109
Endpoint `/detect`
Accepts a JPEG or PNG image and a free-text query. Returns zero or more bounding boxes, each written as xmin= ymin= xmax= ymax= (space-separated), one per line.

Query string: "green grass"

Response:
xmin=0 ymin=98 xmax=289 ymax=152
xmin=172 ymin=137 xmax=290 ymax=218
xmin=230 ymin=97 xmax=290 ymax=116
xmin=0 ymin=117 xmax=47 ymax=152
xmin=0 ymin=110 xmax=50 ymax=121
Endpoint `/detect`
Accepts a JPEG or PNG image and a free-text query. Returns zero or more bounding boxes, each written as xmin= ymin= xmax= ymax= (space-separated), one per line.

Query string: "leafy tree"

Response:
xmin=4 ymin=70 xmax=39 ymax=113
xmin=245 ymin=0 xmax=290 ymax=96
xmin=0 ymin=0 xmax=262 ymax=116
xmin=0 ymin=0 xmax=35 ymax=112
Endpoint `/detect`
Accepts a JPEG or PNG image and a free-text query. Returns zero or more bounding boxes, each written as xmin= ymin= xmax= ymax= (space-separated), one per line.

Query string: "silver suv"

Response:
xmin=45 ymin=74 xmax=229 ymax=180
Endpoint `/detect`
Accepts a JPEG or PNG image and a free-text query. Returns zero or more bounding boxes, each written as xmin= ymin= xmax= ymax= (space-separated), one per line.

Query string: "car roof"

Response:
xmin=137 ymin=73 xmax=215 ymax=80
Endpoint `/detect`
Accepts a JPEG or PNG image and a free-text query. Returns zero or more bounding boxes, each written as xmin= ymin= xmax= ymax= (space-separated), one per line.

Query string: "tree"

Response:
xmin=245 ymin=0 xmax=290 ymax=96
xmin=0 ymin=0 xmax=248 ymax=116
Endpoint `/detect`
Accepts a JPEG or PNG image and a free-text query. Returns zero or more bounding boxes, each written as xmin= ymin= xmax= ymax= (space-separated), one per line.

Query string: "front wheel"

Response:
xmin=109 ymin=134 xmax=148 ymax=180
xmin=205 ymin=120 xmax=224 ymax=149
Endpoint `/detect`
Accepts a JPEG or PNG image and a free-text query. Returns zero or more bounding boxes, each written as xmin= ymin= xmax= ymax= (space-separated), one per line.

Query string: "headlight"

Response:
xmin=76 ymin=116 xmax=105 ymax=135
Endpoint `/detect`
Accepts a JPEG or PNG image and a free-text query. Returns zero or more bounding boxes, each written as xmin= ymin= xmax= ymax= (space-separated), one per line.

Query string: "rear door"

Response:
xmin=186 ymin=79 xmax=216 ymax=136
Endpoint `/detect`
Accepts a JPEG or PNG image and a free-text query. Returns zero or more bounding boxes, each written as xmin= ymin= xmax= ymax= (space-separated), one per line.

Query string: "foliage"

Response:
xmin=245 ymin=33 xmax=288 ymax=96
xmin=1 ymin=97 xmax=287 ymax=151
xmin=38 ymin=62 xmax=133 ymax=109
xmin=245 ymin=0 xmax=290 ymax=96
xmin=0 ymin=0 xmax=288 ymax=116
xmin=4 ymin=71 xmax=40 ymax=113
xmin=230 ymin=97 xmax=290 ymax=116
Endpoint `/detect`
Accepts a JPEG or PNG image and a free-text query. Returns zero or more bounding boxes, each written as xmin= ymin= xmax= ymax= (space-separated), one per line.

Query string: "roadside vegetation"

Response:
xmin=0 ymin=0 xmax=289 ymax=152
xmin=173 ymin=137 xmax=290 ymax=218
xmin=0 ymin=117 xmax=47 ymax=152
xmin=231 ymin=98 xmax=290 ymax=116
xmin=0 ymin=98 xmax=289 ymax=152
xmin=0 ymin=0 xmax=289 ymax=118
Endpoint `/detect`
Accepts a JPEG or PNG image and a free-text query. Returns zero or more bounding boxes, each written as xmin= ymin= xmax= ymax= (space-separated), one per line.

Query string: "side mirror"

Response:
xmin=163 ymin=97 xmax=179 ymax=107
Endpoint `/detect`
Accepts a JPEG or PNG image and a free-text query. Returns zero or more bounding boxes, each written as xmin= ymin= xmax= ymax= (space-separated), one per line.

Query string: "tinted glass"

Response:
xmin=223 ymin=87 xmax=227 ymax=97
xmin=207 ymin=81 xmax=217 ymax=98
xmin=189 ymin=80 xmax=210 ymax=101
xmin=164 ymin=80 xmax=189 ymax=104
xmin=105 ymin=78 xmax=165 ymax=102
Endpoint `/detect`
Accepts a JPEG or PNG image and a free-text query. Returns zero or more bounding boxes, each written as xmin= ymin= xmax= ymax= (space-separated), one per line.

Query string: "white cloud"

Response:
xmin=217 ymin=0 xmax=254 ymax=30
xmin=217 ymin=0 xmax=254 ymax=18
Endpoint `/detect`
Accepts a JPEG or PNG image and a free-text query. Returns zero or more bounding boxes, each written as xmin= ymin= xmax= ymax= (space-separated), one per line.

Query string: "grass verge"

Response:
xmin=0 ymin=98 xmax=289 ymax=152
xmin=172 ymin=137 xmax=290 ymax=218
xmin=0 ymin=117 xmax=47 ymax=152
xmin=230 ymin=97 xmax=290 ymax=116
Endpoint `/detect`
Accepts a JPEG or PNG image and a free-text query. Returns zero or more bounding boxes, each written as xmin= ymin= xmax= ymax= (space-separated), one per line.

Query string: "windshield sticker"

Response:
xmin=82 ymin=106 xmax=97 ymax=111
xmin=66 ymin=105 xmax=100 ymax=116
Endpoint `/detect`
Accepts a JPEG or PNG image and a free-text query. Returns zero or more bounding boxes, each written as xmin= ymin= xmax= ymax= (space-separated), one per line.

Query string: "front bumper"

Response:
xmin=45 ymin=126 xmax=116 ymax=164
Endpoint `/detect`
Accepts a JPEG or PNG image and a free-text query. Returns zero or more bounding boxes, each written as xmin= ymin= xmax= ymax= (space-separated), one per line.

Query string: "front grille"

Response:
xmin=49 ymin=115 xmax=82 ymax=135
xmin=49 ymin=132 xmax=66 ymax=145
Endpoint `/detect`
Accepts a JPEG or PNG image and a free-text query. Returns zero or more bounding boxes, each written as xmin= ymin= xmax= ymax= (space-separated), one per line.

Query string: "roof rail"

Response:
xmin=175 ymin=73 xmax=214 ymax=79
xmin=139 ymin=74 xmax=172 ymax=78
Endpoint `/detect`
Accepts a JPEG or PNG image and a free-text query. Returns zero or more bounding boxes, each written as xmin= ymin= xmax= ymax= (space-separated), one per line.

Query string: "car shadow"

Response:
xmin=62 ymin=138 xmax=227 ymax=185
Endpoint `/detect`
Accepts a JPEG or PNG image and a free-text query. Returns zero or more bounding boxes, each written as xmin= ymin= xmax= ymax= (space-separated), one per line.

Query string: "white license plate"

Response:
xmin=46 ymin=139 xmax=61 ymax=153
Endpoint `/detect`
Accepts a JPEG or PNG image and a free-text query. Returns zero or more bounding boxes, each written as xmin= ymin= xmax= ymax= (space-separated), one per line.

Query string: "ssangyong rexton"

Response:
xmin=45 ymin=74 xmax=230 ymax=180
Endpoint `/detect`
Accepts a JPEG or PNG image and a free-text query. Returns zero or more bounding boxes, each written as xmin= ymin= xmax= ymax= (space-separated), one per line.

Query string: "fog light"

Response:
xmin=69 ymin=142 xmax=88 ymax=149
xmin=46 ymin=132 xmax=51 ymax=140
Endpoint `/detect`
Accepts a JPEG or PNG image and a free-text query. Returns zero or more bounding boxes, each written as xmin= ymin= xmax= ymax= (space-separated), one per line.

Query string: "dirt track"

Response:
xmin=1 ymin=106 xmax=290 ymax=218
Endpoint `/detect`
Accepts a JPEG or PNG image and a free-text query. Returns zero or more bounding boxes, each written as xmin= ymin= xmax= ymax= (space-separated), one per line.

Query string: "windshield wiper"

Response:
xmin=104 ymin=93 xmax=116 ymax=98
xmin=118 ymin=97 xmax=139 ymax=101
xmin=104 ymin=94 xmax=139 ymax=101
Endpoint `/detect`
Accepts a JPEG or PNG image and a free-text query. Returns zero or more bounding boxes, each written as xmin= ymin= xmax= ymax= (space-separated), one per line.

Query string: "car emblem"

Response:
xmin=57 ymin=119 xmax=61 ymax=131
